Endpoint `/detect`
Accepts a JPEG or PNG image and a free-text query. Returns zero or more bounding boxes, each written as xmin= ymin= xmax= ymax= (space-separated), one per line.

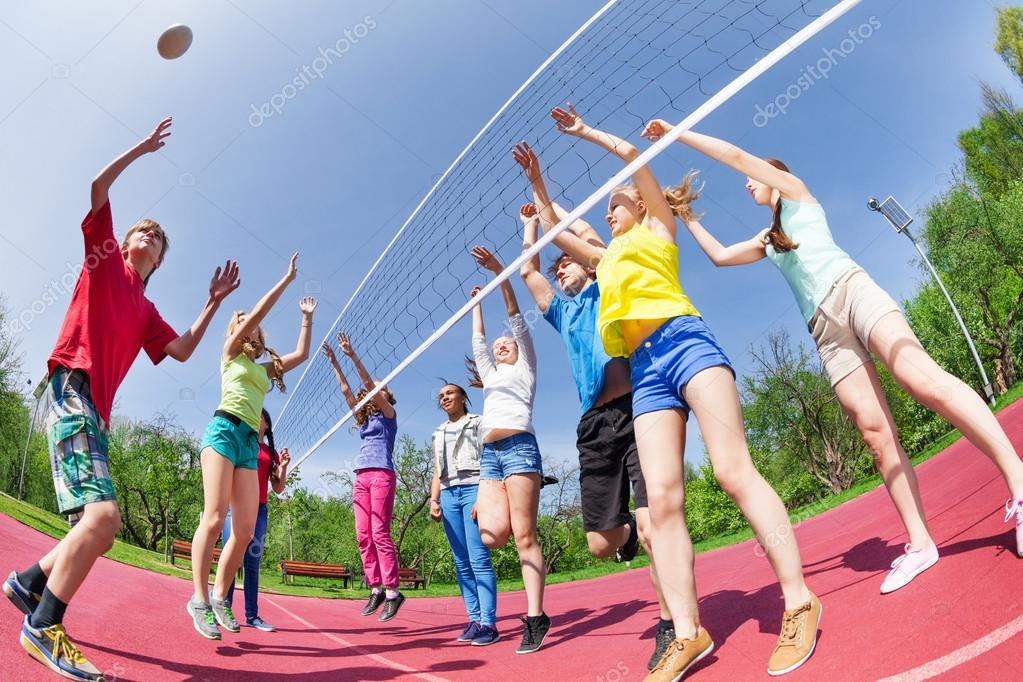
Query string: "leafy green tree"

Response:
xmin=996 ymin=6 xmax=1023 ymax=85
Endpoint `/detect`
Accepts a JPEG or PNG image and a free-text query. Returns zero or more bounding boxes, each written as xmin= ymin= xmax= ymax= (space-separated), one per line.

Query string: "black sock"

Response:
xmin=30 ymin=588 xmax=68 ymax=630
xmin=658 ymin=618 xmax=674 ymax=631
xmin=17 ymin=563 xmax=48 ymax=595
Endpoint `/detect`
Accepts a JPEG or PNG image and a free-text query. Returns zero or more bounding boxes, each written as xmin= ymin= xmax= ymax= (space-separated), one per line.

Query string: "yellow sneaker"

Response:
xmin=20 ymin=615 xmax=103 ymax=681
xmin=767 ymin=592 xmax=822 ymax=676
xmin=644 ymin=626 xmax=714 ymax=682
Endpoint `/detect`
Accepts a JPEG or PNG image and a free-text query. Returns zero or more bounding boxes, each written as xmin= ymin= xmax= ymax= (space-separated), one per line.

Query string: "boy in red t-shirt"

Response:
xmin=2 ymin=117 xmax=241 ymax=681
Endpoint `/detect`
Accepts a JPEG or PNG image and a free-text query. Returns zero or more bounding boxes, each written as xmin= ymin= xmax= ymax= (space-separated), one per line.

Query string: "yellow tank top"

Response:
xmin=595 ymin=224 xmax=700 ymax=357
xmin=217 ymin=353 xmax=270 ymax=431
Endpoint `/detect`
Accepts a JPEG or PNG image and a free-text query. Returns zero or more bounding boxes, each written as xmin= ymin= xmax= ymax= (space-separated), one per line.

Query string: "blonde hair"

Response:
xmin=228 ymin=311 xmax=286 ymax=392
xmin=612 ymin=170 xmax=702 ymax=222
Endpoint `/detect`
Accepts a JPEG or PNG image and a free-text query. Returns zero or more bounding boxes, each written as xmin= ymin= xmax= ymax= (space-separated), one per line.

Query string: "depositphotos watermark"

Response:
xmin=248 ymin=15 xmax=378 ymax=128
xmin=752 ymin=16 xmax=881 ymax=128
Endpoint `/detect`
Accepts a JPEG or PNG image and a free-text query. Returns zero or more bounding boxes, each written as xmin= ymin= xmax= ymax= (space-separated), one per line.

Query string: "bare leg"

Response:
xmin=585 ymin=527 xmax=629 ymax=559
xmin=191 ymin=447 xmax=233 ymax=602
xmin=833 ymin=361 xmax=932 ymax=549
xmin=636 ymin=506 xmax=670 ymax=621
xmin=506 ymin=472 xmax=545 ymax=616
xmin=212 ymin=467 xmax=259 ymax=600
xmin=40 ymin=500 xmax=121 ymax=603
xmin=685 ymin=366 xmax=810 ymax=610
xmin=476 ymin=479 xmax=511 ymax=549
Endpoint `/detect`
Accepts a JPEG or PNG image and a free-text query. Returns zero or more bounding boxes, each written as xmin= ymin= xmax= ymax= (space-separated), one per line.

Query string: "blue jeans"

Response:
xmin=439 ymin=484 xmax=496 ymax=627
xmin=222 ymin=503 xmax=268 ymax=621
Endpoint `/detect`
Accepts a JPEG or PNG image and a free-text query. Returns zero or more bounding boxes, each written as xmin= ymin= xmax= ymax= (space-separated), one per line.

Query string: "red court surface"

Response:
xmin=3 ymin=400 xmax=1023 ymax=681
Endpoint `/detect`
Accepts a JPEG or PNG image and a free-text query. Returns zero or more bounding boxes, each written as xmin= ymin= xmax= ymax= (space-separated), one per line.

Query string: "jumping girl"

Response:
xmin=322 ymin=333 xmax=405 ymax=622
xmin=187 ymin=254 xmax=315 ymax=639
xmin=428 ymin=383 xmax=499 ymax=646
xmin=220 ymin=408 xmax=291 ymax=631
xmin=531 ymin=105 xmax=819 ymax=680
xmin=643 ymin=119 xmax=1023 ymax=592
xmin=469 ymin=245 xmax=550 ymax=654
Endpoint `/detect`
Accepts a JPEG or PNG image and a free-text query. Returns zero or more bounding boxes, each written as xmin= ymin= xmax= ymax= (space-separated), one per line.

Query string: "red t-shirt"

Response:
xmin=257 ymin=443 xmax=274 ymax=504
xmin=48 ymin=201 xmax=178 ymax=426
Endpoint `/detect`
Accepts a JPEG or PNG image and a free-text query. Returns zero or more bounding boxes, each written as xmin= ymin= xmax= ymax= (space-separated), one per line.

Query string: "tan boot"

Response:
xmin=767 ymin=592 xmax=822 ymax=676
xmin=644 ymin=626 xmax=714 ymax=682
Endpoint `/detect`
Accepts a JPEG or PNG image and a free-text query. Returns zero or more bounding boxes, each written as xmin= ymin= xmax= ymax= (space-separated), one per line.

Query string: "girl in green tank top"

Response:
xmin=648 ymin=121 xmax=1023 ymax=595
xmin=515 ymin=105 xmax=817 ymax=679
xmin=188 ymin=253 xmax=318 ymax=639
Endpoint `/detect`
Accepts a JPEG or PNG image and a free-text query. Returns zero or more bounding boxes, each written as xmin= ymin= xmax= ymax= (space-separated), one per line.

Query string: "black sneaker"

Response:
xmin=615 ymin=513 xmax=639 ymax=563
xmin=515 ymin=613 xmax=551 ymax=654
xmin=378 ymin=592 xmax=406 ymax=622
xmin=361 ymin=591 xmax=385 ymax=616
xmin=648 ymin=622 xmax=676 ymax=671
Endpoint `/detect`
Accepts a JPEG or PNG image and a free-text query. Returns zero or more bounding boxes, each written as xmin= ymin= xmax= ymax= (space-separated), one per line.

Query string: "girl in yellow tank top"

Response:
xmin=514 ymin=105 xmax=819 ymax=679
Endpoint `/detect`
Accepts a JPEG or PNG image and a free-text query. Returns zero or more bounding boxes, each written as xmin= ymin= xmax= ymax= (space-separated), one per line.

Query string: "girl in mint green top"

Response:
xmin=189 ymin=253 xmax=318 ymax=638
xmin=648 ymin=121 xmax=1023 ymax=593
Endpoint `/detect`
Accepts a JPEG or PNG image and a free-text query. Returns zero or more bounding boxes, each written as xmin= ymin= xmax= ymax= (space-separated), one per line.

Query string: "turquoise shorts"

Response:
xmin=200 ymin=412 xmax=258 ymax=469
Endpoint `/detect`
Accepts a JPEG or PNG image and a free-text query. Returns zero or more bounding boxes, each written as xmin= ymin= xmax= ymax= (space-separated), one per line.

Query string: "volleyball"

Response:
xmin=157 ymin=24 xmax=192 ymax=60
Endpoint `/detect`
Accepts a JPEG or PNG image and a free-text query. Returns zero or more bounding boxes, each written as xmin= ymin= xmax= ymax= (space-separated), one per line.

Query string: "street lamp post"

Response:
xmin=868 ymin=196 xmax=996 ymax=406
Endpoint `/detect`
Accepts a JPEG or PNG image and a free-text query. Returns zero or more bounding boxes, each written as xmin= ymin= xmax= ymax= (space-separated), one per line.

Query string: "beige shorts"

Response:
xmin=809 ymin=268 xmax=902 ymax=386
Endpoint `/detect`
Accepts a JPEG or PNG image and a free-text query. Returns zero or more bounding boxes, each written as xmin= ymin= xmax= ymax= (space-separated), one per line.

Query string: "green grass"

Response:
xmin=2 ymin=386 xmax=1020 ymax=600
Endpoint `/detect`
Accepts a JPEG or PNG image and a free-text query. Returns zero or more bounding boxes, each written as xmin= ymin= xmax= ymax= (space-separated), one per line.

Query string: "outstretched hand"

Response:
xmin=519 ymin=202 xmax=538 ymax=223
xmin=320 ymin=341 xmax=337 ymax=360
xmin=141 ymin=117 xmax=173 ymax=153
xmin=338 ymin=332 xmax=355 ymax=357
xmin=285 ymin=252 xmax=299 ymax=281
xmin=512 ymin=141 xmax=542 ymax=183
xmin=299 ymin=296 xmax=317 ymax=315
xmin=641 ymin=119 xmax=673 ymax=142
xmin=471 ymin=245 xmax=503 ymax=274
xmin=551 ymin=103 xmax=586 ymax=136
xmin=208 ymin=259 xmax=241 ymax=303
xmin=279 ymin=448 xmax=292 ymax=468
xmin=470 ymin=285 xmax=482 ymax=298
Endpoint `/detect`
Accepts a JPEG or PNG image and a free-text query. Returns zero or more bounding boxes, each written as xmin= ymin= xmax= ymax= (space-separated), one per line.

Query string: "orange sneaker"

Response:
xmin=767 ymin=592 xmax=822 ymax=676
xmin=644 ymin=626 xmax=714 ymax=682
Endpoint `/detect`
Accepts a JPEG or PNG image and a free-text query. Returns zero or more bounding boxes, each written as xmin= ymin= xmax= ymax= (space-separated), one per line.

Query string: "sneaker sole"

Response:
xmin=880 ymin=553 xmax=939 ymax=594
xmin=471 ymin=634 xmax=501 ymax=647
xmin=767 ymin=601 xmax=823 ymax=677
xmin=20 ymin=631 xmax=101 ymax=681
xmin=3 ymin=579 xmax=35 ymax=616
xmin=185 ymin=603 xmax=222 ymax=640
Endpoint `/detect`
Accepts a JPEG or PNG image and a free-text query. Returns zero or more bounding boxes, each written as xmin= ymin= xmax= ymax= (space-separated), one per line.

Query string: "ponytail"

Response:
xmin=663 ymin=170 xmax=702 ymax=222
xmin=464 ymin=354 xmax=483 ymax=389
xmin=262 ymin=408 xmax=281 ymax=484
xmin=266 ymin=347 xmax=286 ymax=392
xmin=764 ymin=159 xmax=799 ymax=253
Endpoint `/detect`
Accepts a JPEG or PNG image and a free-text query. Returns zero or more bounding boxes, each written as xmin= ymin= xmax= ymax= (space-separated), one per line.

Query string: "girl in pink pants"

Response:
xmin=322 ymin=333 xmax=405 ymax=622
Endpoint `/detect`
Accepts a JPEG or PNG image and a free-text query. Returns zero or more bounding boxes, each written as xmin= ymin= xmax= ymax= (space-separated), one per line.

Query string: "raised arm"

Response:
xmin=92 ymin=117 xmax=173 ymax=215
xmin=225 ymin=253 xmax=298 ymax=359
xmin=338 ymin=333 xmax=395 ymax=419
xmin=642 ymin=120 xmax=814 ymax=203
xmin=274 ymin=297 xmax=317 ymax=373
xmin=685 ymin=220 xmax=768 ymax=267
xmin=470 ymin=286 xmax=496 ymax=380
xmin=518 ymin=203 xmax=555 ymax=314
xmin=472 ymin=245 xmax=519 ymax=317
xmin=513 ymin=142 xmax=606 ymax=268
xmin=164 ymin=260 xmax=241 ymax=361
xmin=271 ymin=448 xmax=291 ymax=495
xmin=552 ymin=105 xmax=676 ymax=239
xmin=321 ymin=341 xmax=359 ymax=410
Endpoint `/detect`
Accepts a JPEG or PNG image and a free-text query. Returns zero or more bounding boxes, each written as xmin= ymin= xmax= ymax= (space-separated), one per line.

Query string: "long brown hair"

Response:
xmin=764 ymin=159 xmax=799 ymax=253
xmin=228 ymin=312 xmax=286 ymax=392
xmin=261 ymin=408 xmax=281 ymax=484
xmin=353 ymin=386 xmax=397 ymax=427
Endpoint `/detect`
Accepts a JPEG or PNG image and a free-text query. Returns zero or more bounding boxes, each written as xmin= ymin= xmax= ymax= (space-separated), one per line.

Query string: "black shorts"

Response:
xmin=577 ymin=392 xmax=647 ymax=532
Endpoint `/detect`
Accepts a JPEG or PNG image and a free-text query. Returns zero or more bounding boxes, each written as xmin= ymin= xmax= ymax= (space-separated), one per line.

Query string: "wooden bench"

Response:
xmin=398 ymin=567 xmax=426 ymax=590
xmin=280 ymin=560 xmax=353 ymax=589
xmin=170 ymin=539 xmax=240 ymax=578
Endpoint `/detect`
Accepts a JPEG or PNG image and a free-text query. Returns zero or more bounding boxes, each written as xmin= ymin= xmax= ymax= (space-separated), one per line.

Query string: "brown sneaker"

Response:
xmin=767 ymin=592 xmax=822 ymax=676
xmin=644 ymin=626 xmax=714 ymax=682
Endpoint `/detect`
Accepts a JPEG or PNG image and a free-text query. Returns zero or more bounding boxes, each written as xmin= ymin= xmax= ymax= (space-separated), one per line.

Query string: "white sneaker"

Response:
xmin=880 ymin=541 xmax=939 ymax=594
xmin=1004 ymin=498 xmax=1023 ymax=557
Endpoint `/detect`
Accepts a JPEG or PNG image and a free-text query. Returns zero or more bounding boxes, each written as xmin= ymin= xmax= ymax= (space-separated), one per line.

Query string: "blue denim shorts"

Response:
xmin=200 ymin=413 xmax=259 ymax=470
xmin=480 ymin=432 xmax=543 ymax=481
xmin=630 ymin=315 xmax=735 ymax=419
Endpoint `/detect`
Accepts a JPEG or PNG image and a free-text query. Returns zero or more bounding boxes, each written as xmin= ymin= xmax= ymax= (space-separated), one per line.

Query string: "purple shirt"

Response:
xmin=355 ymin=412 xmax=397 ymax=471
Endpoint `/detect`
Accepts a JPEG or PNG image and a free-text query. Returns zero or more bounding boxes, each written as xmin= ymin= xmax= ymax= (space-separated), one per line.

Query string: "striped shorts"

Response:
xmin=44 ymin=367 xmax=116 ymax=515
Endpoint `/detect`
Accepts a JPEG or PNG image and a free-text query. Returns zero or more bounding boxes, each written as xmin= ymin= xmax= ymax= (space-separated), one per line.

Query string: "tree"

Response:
xmin=995 ymin=6 xmax=1023 ymax=85
xmin=536 ymin=459 xmax=582 ymax=574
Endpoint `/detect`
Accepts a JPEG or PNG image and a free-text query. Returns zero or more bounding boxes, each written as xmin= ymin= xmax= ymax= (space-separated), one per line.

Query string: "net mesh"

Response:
xmin=275 ymin=0 xmax=849 ymax=468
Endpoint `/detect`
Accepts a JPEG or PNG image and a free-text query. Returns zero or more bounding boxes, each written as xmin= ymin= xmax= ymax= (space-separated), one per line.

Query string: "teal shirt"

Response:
xmin=543 ymin=282 xmax=609 ymax=413
xmin=765 ymin=199 xmax=859 ymax=323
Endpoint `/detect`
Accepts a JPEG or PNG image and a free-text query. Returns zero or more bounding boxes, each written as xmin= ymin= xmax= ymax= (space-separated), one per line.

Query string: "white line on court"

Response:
xmin=264 ymin=596 xmax=452 ymax=682
xmin=878 ymin=615 xmax=1023 ymax=681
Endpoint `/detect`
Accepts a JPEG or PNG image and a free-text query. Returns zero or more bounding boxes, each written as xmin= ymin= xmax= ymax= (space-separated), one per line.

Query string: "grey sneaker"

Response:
xmin=186 ymin=597 xmax=221 ymax=640
xmin=247 ymin=616 xmax=275 ymax=632
xmin=209 ymin=594 xmax=240 ymax=633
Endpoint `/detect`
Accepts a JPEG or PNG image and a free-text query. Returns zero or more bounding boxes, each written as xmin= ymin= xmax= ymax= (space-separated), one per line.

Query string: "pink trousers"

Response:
xmin=353 ymin=468 xmax=399 ymax=589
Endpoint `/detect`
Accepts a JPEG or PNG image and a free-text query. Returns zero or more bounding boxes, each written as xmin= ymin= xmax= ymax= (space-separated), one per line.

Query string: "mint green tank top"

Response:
xmin=217 ymin=354 xmax=270 ymax=431
xmin=764 ymin=199 xmax=859 ymax=323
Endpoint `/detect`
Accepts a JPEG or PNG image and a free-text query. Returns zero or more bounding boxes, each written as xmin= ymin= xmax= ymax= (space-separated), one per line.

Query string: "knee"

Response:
xmin=512 ymin=527 xmax=538 ymax=552
xmin=857 ymin=418 xmax=899 ymax=467
xmin=713 ymin=462 xmax=756 ymax=498
xmin=480 ymin=528 xmax=508 ymax=549
xmin=586 ymin=532 xmax=616 ymax=559
xmin=636 ymin=517 xmax=653 ymax=555
xmin=84 ymin=503 xmax=120 ymax=544
xmin=645 ymin=485 xmax=685 ymax=523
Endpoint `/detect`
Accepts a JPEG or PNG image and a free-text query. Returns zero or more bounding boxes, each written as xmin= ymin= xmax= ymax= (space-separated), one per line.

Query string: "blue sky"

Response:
xmin=1 ymin=0 xmax=1018 ymax=492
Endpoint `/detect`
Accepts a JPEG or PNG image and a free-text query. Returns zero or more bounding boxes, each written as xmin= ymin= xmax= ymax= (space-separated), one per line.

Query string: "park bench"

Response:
xmin=280 ymin=560 xmax=353 ymax=589
xmin=170 ymin=539 xmax=241 ymax=578
xmin=398 ymin=567 xmax=426 ymax=590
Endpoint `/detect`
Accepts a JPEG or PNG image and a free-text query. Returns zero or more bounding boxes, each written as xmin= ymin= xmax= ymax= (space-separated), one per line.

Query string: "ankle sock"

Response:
xmin=17 ymin=564 xmax=48 ymax=595
xmin=30 ymin=588 xmax=67 ymax=630
xmin=658 ymin=618 xmax=674 ymax=631
xmin=385 ymin=589 xmax=398 ymax=600
xmin=371 ymin=587 xmax=383 ymax=596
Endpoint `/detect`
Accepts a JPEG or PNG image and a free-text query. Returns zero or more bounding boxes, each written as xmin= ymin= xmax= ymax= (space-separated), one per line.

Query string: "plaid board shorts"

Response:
xmin=44 ymin=367 xmax=116 ymax=515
